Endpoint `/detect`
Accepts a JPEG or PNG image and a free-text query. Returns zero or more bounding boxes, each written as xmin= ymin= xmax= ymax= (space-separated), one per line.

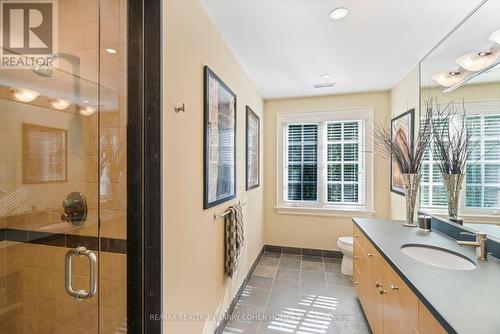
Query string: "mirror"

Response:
xmin=419 ymin=0 xmax=500 ymax=240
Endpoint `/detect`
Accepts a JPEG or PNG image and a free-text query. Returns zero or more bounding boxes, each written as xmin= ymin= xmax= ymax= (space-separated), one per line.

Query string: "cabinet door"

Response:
xmin=419 ymin=303 xmax=447 ymax=334
xmin=367 ymin=255 xmax=384 ymax=334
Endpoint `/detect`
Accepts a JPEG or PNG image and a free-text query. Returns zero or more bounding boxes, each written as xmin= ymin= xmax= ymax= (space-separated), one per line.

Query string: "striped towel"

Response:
xmin=224 ymin=204 xmax=244 ymax=278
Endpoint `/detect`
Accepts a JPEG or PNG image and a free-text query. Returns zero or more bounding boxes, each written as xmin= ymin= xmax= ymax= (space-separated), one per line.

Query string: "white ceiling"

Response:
xmin=200 ymin=0 xmax=484 ymax=99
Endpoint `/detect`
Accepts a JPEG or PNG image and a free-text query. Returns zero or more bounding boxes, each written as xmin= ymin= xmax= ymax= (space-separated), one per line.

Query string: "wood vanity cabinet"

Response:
xmin=353 ymin=225 xmax=447 ymax=334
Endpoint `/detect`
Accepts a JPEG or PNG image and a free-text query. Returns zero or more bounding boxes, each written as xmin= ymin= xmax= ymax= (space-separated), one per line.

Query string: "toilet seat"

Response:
xmin=337 ymin=236 xmax=353 ymax=249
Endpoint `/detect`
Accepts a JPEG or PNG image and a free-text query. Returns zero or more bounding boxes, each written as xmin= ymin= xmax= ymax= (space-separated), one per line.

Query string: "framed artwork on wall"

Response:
xmin=390 ymin=109 xmax=415 ymax=195
xmin=246 ymin=106 xmax=260 ymax=190
xmin=22 ymin=123 xmax=67 ymax=183
xmin=203 ymin=66 xmax=237 ymax=209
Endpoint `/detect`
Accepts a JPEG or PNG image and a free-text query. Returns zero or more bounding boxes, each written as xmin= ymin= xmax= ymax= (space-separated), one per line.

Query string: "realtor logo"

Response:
xmin=0 ymin=0 xmax=58 ymax=68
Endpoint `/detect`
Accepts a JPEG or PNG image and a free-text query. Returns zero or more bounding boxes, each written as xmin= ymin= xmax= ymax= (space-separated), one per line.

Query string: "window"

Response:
xmin=277 ymin=109 xmax=374 ymax=216
xmin=286 ymin=124 xmax=318 ymax=201
xmin=420 ymin=102 xmax=500 ymax=214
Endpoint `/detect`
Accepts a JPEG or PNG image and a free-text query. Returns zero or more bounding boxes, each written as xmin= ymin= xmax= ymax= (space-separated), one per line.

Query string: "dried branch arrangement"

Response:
xmin=374 ymin=107 xmax=433 ymax=174
xmin=429 ymin=99 xmax=480 ymax=175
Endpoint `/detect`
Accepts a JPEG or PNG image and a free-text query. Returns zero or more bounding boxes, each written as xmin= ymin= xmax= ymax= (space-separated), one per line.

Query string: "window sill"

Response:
xmin=419 ymin=208 xmax=500 ymax=223
xmin=274 ymin=206 xmax=376 ymax=218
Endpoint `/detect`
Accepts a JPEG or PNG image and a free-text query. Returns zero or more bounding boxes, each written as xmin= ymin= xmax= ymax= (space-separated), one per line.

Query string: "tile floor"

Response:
xmin=223 ymin=252 xmax=371 ymax=334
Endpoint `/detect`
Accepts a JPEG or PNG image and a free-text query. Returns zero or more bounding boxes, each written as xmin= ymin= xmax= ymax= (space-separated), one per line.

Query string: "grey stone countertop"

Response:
xmin=353 ymin=218 xmax=500 ymax=334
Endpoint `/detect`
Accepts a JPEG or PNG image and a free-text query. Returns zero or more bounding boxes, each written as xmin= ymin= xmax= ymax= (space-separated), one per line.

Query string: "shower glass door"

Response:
xmin=0 ymin=0 xmax=127 ymax=332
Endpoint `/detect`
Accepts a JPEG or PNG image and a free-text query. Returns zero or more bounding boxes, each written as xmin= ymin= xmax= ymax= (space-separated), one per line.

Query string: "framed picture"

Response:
xmin=22 ymin=123 xmax=67 ymax=183
xmin=204 ymin=66 xmax=237 ymax=209
xmin=390 ymin=109 xmax=414 ymax=195
xmin=246 ymin=106 xmax=260 ymax=190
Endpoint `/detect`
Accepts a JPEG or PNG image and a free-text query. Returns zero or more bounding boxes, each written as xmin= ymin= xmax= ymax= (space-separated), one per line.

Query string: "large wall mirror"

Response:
xmin=419 ymin=0 xmax=500 ymax=239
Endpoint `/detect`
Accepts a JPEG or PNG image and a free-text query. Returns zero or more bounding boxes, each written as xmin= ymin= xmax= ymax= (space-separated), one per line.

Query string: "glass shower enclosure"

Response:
xmin=0 ymin=0 xmax=128 ymax=332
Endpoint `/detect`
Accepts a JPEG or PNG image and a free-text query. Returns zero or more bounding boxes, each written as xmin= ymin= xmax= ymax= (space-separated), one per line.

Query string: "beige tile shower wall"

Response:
xmin=164 ymin=1 xmax=265 ymax=333
xmin=0 ymin=0 xmax=127 ymax=240
xmin=0 ymin=241 xmax=126 ymax=334
xmin=264 ymin=92 xmax=391 ymax=250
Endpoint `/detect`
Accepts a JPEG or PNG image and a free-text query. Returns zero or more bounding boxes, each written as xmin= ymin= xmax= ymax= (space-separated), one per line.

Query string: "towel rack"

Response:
xmin=214 ymin=200 xmax=247 ymax=220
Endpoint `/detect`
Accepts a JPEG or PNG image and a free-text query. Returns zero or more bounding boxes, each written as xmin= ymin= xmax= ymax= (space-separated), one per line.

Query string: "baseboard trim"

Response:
xmin=263 ymin=244 xmax=342 ymax=258
xmin=214 ymin=246 xmax=265 ymax=334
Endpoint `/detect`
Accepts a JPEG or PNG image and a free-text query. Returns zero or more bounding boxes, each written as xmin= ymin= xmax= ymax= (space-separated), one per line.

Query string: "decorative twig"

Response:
xmin=374 ymin=107 xmax=433 ymax=174
xmin=429 ymin=99 xmax=481 ymax=175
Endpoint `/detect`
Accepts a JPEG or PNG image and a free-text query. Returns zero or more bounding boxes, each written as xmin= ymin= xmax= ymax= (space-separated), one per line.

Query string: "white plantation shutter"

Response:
xmin=465 ymin=114 xmax=500 ymax=208
xmin=420 ymin=102 xmax=500 ymax=212
xmin=285 ymin=124 xmax=318 ymax=201
xmin=284 ymin=120 xmax=364 ymax=207
xmin=325 ymin=121 xmax=363 ymax=205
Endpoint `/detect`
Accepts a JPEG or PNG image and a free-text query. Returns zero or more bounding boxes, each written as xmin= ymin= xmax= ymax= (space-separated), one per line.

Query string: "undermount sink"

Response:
xmin=401 ymin=244 xmax=477 ymax=271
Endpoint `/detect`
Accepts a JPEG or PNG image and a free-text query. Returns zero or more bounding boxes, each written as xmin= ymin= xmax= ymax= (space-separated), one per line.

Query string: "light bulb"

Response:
xmin=456 ymin=49 xmax=500 ymax=72
xmin=12 ymin=88 xmax=40 ymax=102
xmin=50 ymin=98 xmax=71 ymax=110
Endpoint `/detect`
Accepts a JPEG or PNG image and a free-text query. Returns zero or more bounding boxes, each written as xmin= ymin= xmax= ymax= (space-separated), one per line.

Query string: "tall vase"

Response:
xmin=442 ymin=173 xmax=465 ymax=223
xmin=401 ymin=173 xmax=421 ymax=227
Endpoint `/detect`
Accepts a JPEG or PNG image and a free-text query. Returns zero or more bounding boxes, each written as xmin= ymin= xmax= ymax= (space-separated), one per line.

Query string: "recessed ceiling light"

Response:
xmin=330 ymin=7 xmax=348 ymax=21
xmin=106 ymin=48 xmax=117 ymax=54
xmin=321 ymin=73 xmax=333 ymax=79
xmin=12 ymin=88 xmax=40 ymax=102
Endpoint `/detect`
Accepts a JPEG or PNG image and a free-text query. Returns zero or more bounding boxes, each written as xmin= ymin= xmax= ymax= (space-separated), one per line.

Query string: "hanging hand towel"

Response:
xmin=224 ymin=203 xmax=244 ymax=278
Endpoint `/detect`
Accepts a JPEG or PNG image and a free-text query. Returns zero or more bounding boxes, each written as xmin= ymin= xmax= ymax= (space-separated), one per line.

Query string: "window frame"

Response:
xmin=276 ymin=108 xmax=375 ymax=217
xmin=420 ymin=101 xmax=500 ymax=218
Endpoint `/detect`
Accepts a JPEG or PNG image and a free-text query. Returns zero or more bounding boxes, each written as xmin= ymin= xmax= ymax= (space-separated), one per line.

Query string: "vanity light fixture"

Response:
xmin=456 ymin=49 xmax=500 ymax=72
xmin=431 ymin=70 xmax=468 ymax=87
xmin=50 ymin=98 xmax=71 ymax=110
xmin=489 ymin=28 xmax=500 ymax=45
xmin=106 ymin=48 xmax=117 ymax=54
xmin=330 ymin=7 xmax=348 ymax=21
xmin=12 ymin=88 xmax=40 ymax=102
xmin=79 ymin=106 xmax=96 ymax=116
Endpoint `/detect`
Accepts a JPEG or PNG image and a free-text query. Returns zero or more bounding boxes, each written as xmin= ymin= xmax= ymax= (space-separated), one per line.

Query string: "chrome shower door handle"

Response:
xmin=65 ymin=247 xmax=97 ymax=300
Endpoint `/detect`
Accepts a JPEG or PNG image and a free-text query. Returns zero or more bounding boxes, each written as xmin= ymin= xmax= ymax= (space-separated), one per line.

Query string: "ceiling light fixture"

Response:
xmin=330 ymin=7 xmax=348 ymax=21
xmin=79 ymin=106 xmax=96 ymax=116
xmin=12 ymin=88 xmax=40 ymax=102
xmin=320 ymin=73 xmax=333 ymax=79
xmin=431 ymin=70 xmax=468 ymax=87
xmin=456 ymin=49 xmax=500 ymax=72
xmin=106 ymin=48 xmax=117 ymax=54
xmin=489 ymin=28 xmax=500 ymax=45
xmin=50 ymin=98 xmax=71 ymax=110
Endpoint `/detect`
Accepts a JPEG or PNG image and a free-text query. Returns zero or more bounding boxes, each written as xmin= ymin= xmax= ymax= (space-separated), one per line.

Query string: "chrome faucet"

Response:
xmin=457 ymin=231 xmax=488 ymax=261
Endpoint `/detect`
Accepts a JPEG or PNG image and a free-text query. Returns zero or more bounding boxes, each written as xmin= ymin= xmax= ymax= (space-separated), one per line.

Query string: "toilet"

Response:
xmin=337 ymin=236 xmax=354 ymax=276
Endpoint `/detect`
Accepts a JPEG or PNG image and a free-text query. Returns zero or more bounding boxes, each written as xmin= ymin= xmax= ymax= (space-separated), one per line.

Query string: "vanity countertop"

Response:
xmin=353 ymin=218 xmax=500 ymax=334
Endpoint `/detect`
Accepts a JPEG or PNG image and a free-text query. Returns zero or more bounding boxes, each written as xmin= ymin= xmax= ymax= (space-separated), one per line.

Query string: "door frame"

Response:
xmin=127 ymin=0 xmax=162 ymax=332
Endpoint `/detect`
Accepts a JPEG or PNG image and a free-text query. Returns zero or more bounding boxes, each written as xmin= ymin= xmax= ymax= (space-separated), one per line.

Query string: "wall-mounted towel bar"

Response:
xmin=214 ymin=200 xmax=247 ymax=220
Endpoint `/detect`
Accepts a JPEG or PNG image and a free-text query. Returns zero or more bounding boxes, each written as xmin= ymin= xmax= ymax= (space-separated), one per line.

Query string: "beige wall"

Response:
xmin=263 ymin=92 xmax=391 ymax=250
xmin=164 ymin=1 xmax=264 ymax=333
xmin=389 ymin=66 xmax=420 ymax=220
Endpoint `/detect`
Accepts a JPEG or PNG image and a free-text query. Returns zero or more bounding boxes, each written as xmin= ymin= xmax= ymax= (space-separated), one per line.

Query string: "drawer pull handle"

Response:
xmin=367 ymin=253 xmax=374 ymax=257
xmin=390 ymin=285 xmax=399 ymax=291
xmin=379 ymin=288 xmax=387 ymax=295
xmin=354 ymin=256 xmax=360 ymax=260
xmin=354 ymin=235 xmax=359 ymax=239
xmin=375 ymin=282 xmax=382 ymax=288
xmin=353 ymin=281 xmax=359 ymax=286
